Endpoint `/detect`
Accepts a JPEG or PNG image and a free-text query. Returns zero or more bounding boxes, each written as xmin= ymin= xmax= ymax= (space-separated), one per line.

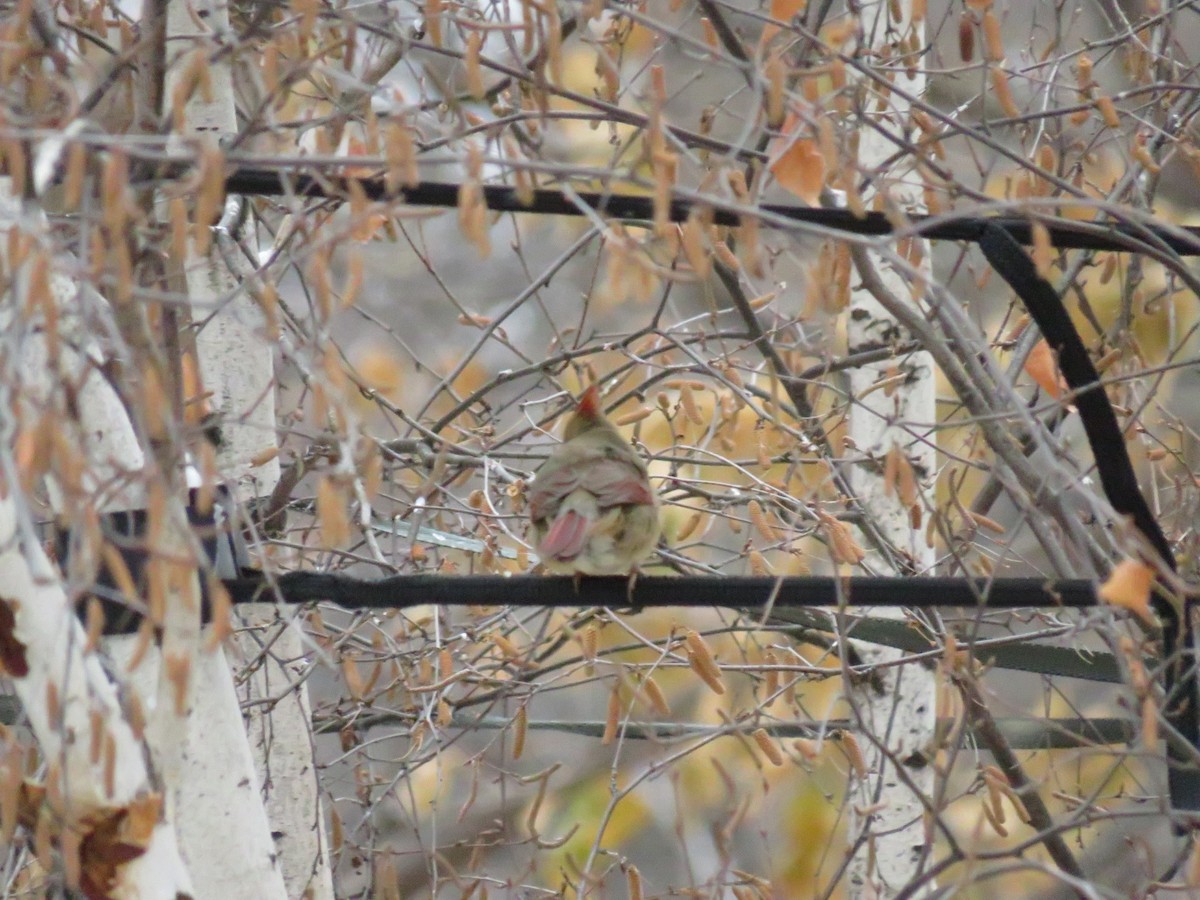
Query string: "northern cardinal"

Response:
xmin=529 ymin=386 xmax=660 ymax=575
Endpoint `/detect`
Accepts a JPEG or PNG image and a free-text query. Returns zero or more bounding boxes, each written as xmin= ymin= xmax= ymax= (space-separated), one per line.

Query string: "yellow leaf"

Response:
xmin=1098 ymin=558 xmax=1155 ymax=624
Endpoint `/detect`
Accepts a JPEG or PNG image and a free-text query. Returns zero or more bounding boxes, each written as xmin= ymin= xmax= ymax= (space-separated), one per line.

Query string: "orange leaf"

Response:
xmin=770 ymin=0 xmax=807 ymax=19
xmin=1098 ymin=558 xmax=1155 ymax=624
xmin=1023 ymin=339 xmax=1067 ymax=400
xmin=761 ymin=0 xmax=808 ymax=47
xmin=770 ymin=138 xmax=825 ymax=204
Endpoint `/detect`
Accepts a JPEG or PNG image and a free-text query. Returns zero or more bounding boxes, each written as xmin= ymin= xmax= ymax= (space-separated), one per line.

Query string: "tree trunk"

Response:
xmin=163 ymin=0 xmax=332 ymax=892
xmin=844 ymin=2 xmax=937 ymax=896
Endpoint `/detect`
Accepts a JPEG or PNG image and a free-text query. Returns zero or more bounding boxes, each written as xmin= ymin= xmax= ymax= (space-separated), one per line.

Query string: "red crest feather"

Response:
xmin=576 ymin=385 xmax=602 ymax=420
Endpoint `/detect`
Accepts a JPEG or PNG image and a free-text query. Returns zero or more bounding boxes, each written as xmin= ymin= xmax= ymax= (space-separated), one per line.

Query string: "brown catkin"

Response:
xmin=675 ymin=509 xmax=703 ymax=543
xmin=1141 ymin=695 xmax=1158 ymax=749
xmin=747 ymin=500 xmax=778 ymax=542
xmin=679 ymin=383 xmax=704 ymax=425
xmin=765 ymin=52 xmax=785 ymax=127
xmin=794 ymin=738 xmax=819 ymax=760
xmin=958 ymin=14 xmax=974 ymax=62
xmin=965 ymin=510 xmax=1005 ymax=534
xmin=1100 ymin=253 xmax=1118 ymax=285
xmin=464 ymin=32 xmax=484 ymax=98
xmin=822 ymin=514 xmax=866 ymax=564
xmin=763 ymin=649 xmax=780 ymax=702
xmin=981 ymin=797 xmax=1009 ymax=837
xmin=1031 ymin=221 xmax=1053 ymax=277
xmin=492 ymin=632 xmax=521 ymax=660
xmin=680 ymin=215 xmax=711 ymax=278
xmin=748 ymin=549 xmax=772 ymax=575
xmin=641 ymin=674 xmax=671 ymax=716
xmin=981 ymin=10 xmax=1003 ymax=61
xmin=752 ymin=728 xmax=785 ymax=766
xmin=512 ymin=705 xmax=527 ymax=759
xmin=982 ymin=766 xmax=1007 ymax=825
xmin=1096 ymin=95 xmax=1120 ymax=128
xmin=84 ymin=597 xmax=105 ymax=654
xmin=626 ymin=865 xmax=644 ymax=900
xmin=713 ymin=241 xmax=740 ymax=270
xmin=615 ymin=406 xmax=654 ymax=426
xmin=1037 ymin=143 xmax=1056 ymax=173
xmin=685 ymin=630 xmax=726 ymax=694
xmin=839 ymin=730 xmax=868 ymax=778
xmin=990 ymin=66 xmax=1020 ymax=116
xmin=1077 ymin=54 xmax=1093 ymax=92
xmin=602 ymin=684 xmax=620 ymax=744
xmin=883 ymin=445 xmax=900 ymax=497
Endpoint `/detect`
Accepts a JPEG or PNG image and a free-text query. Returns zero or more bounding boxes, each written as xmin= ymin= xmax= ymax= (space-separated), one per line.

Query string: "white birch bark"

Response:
xmin=0 ymin=188 xmax=194 ymax=897
xmin=0 ymin=501 xmax=195 ymax=898
xmin=164 ymin=0 xmax=332 ymax=894
xmin=843 ymin=2 xmax=937 ymax=896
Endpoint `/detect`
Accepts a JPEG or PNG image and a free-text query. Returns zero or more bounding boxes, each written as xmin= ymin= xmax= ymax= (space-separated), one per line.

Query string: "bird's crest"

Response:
xmin=576 ymin=384 xmax=602 ymax=420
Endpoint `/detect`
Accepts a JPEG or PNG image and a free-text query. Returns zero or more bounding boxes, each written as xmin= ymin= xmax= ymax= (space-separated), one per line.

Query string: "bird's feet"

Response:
xmin=625 ymin=567 xmax=641 ymax=606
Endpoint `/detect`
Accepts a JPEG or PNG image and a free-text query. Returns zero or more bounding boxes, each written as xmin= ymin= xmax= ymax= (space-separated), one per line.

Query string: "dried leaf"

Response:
xmin=1098 ymin=558 xmax=1155 ymax=625
xmin=770 ymin=138 xmax=825 ymax=204
xmin=1023 ymin=339 xmax=1067 ymax=400
xmin=761 ymin=0 xmax=808 ymax=47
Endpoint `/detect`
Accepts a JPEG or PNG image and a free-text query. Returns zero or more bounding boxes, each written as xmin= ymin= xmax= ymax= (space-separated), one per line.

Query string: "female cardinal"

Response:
xmin=529 ymin=386 xmax=660 ymax=574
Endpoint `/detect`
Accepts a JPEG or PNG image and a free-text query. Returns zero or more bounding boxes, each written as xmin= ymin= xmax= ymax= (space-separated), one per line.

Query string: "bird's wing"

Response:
xmin=529 ymin=457 xmax=654 ymax=522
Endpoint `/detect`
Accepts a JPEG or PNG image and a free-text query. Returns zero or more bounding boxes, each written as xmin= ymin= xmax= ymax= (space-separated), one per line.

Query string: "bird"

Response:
xmin=528 ymin=385 xmax=661 ymax=576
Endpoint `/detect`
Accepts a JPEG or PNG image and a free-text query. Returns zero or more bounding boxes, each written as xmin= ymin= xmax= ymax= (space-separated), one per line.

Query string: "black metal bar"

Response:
xmin=219 ymin=169 xmax=1200 ymax=256
xmin=226 ymin=572 xmax=1100 ymax=609
xmin=979 ymin=223 xmax=1198 ymax=814
xmin=442 ymin=715 xmax=1138 ymax=750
